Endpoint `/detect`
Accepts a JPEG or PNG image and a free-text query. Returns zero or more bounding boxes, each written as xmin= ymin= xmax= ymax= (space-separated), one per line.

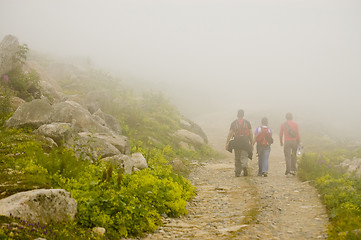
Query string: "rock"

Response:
xmin=93 ymin=109 xmax=122 ymax=134
xmin=0 ymin=189 xmax=77 ymax=224
xmin=93 ymin=227 xmax=106 ymax=236
xmin=4 ymin=99 xmax=53 ymax=129
xmin=9 ymin=96 xmax=25 ymax=111
xmin=172 ymin=159 xmax=186 ymax=172
xmin=338 ymin=158 xmax=361 ymax=177
xmin=34 ymin=123 xmax=73 ymax=145
xmin=0 ymin=35 xmax=20 ymax=76
xmin=51 ymin=101 xmax=111 ymax=134
xmin=26 ymin=61 xmax=65 ymax=102
xmin=73 ymin=132 xmax=122 ymax=159
xmin=85 ymin=90 xmax=111 ymax=114
xmin=180 ymin=117 xmax=208 ymax=144
xmin=102 ymin=153 xmax=148 ymax=174
xmin=131 ymin=152 xmax=148 ymax=170
xmin=179 ymin=141 xmax=196 ymax=151
xmin=175 ymin=129 xmax=205 ymax=145
xmin=180 ymin=119 xmax=192 ymax=128
xmin=91 ymin=132 xmax=129 ymax=155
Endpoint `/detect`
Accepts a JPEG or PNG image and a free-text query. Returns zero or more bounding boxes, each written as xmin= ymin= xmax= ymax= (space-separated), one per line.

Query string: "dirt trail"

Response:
xmin=143 ymin=117 xmax=329 ymax=239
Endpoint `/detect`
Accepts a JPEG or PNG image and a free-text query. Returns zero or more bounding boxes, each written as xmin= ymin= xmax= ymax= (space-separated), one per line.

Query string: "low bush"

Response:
xmin=298 ymin=148 xmax=361 ymax=239
xmin=59 ymin=145 xmax=195 ymax=238
xmin=0 ymin=127 xmax=196 ymax=239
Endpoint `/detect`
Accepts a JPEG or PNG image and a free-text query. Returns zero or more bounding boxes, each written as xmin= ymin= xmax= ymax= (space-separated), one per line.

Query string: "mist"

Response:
xmin=1 ymin=0 xmax=361 ymax=140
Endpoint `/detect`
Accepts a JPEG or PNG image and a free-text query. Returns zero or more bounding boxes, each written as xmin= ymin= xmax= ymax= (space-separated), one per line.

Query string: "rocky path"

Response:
xmin=143 ymin=144 xmax=329 ymax=240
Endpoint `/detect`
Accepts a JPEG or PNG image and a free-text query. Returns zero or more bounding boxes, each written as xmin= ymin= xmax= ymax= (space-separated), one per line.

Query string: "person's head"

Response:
xmin=261 ymin=117 xmax=268 ymax=126
xmin=237 ymin=109 xmax=244 ymax=118
xmin=285 ymin=112 xmax=293 ymax=120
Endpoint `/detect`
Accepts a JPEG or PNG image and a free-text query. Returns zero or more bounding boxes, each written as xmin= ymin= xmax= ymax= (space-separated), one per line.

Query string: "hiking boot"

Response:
xmin=262 ymin=172 xmax=268 ymax=177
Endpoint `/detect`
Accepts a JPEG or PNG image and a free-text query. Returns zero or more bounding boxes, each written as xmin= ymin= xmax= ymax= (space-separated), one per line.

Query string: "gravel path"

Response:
xmin=143 ymin=144 xmax=329 ymax=240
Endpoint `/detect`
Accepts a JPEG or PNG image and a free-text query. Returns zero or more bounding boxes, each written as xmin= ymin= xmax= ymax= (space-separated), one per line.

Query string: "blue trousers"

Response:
xmin=257 ymin=145 xmax=271 ymax=175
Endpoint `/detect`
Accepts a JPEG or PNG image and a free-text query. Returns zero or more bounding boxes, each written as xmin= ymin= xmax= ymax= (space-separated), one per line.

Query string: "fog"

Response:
xmin=1 ymin=0 xmax=361 ymax=140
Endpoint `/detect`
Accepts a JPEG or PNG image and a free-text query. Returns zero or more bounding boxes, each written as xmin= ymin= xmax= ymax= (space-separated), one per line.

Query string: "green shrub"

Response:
xmin=298 ymin=148 xmax=361 ymax=239
xmin=60 ymin=147 xmax=195 ymax=238
xmin=6 ymin=66 xmax=41 ymax=101
xmin=0 ymin=88 xmax=13 ymax=125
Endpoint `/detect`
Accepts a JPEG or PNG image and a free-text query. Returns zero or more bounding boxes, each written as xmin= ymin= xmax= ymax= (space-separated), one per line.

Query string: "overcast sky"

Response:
xmin=1 ymin=0 xmax=361 ymax=137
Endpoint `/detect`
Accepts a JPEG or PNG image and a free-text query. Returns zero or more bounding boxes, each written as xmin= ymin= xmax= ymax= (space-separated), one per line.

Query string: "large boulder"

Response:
xmin=72 ymin=132 xmax=122 ymax=159
xmin=101 ymin=154 xmax=133 ymax=174
xmin=4 ymin=99 xmax=53 ymax=129
xmin=85 ymin=90 xmax=111 ymax=114
xmin=174 ymin=129 xmax=205 ymax=145
xmin=34 ymin=123 xmax=73 ymax=145
xmin=102 ymin=152 xmax=147 ymax=174
xmin=26 ymin=61 xmax=65 ymax=102
xmin=5 ymin=98 xmax=130 ymax=160
xmin=9 ymin=96 xmax=25 ymax=111
xmin=180 ymin=117 xmax=208 ymax=144
xmin=0 ymin=189 xmax=77 ymax=224
xmin=91 ymin=132 xmax=129 ymax=154
xmin=131 ymin=152 xmax=148 ymax=170
xmin=93 ymin=109 xmax=122 ymax=134
xmin=338 ymin=158 xmax=361 ymax=177
xmin=50 ymin=101 xmax=111 ymax=134
xmin=0 ymin=35 xmax=19 ymax=77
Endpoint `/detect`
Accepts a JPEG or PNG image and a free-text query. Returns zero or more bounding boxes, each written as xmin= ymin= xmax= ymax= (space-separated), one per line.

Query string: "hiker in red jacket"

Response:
xmin=279 ymin=112 xmax=301 ymax=176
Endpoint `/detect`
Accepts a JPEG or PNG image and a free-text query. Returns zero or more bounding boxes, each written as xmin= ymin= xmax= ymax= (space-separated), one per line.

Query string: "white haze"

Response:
xmin=1 ymin=0 xmax=361 ymax=140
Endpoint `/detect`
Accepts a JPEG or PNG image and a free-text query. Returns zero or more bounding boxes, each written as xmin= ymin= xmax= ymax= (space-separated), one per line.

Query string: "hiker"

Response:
xmin=279 ymin=112 xmax=301 ymax=176
xmin=225 ymin=109 xmax=253 ymax=177
xmin=253 ymin=117 xmax=273 ymax=177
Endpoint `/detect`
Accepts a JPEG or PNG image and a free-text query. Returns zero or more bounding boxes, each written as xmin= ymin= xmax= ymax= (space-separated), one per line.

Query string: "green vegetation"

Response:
xmin=298 ymin=148 xmax=361 ymax=239
xmin=0 ymin=54 xmax=212 ymax=238
xmin=0 ymin=127 xmax=196 ymax=239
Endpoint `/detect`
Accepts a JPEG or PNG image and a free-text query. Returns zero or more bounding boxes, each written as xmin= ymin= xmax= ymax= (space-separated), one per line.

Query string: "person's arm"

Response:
xmin=279 ymin=123 xmax=284 ymax=146
xmin=252 ymin=129 xmax=257 ymax=146
xmin=225 ymin=129 xmax=234 ymax=150
xmin=248 ymin=122 xmax=254 ymax=148
xmin=296 ymin=123 xmax=301 ymax=144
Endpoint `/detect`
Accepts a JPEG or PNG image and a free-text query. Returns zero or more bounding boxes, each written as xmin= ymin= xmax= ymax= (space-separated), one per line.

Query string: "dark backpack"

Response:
xmin=256 ymin=127 xmax=273 ymax=146
xmin=233 ymin=120 xmax=250 ymax=149
xmin=284 ymin=122 xmax=297 ymax=138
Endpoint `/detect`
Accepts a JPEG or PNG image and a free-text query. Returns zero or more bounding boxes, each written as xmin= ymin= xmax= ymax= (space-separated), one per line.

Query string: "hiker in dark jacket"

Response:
xmin=279 ymin=112 xmax=301 ymax=176
xmin=225 ymin=109 xmax=253 ymax=177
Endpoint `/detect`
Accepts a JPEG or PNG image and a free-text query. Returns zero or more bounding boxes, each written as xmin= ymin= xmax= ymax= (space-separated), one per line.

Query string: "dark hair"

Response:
xmin=237 ymin=109 xmax=244 ymax=118
xmin=261 ymin=117 xmax=268 ymax=126
xmin=285 ymin=112 xmax=293 ymax=120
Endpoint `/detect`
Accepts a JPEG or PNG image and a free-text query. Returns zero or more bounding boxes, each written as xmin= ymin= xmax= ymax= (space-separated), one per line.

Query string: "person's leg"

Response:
xmin=257 ymin=145 xmax=263 ymax=176
xmin=290 ymin=141 xmax=298 ymax=173
xmin=240 ymin=150 xmax=249 ymax=176
xmin=284 ymin=141 xmax=292 ymax=174
xmin=262 ymin=147 xmax=271 ymax=175
xmin=234 ymin=149 xmax=242 ymax=177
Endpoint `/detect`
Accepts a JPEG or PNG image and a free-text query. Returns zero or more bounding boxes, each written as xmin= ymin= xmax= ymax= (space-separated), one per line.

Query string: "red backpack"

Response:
xmin=256 ymin=127 xmax=273 ymax=146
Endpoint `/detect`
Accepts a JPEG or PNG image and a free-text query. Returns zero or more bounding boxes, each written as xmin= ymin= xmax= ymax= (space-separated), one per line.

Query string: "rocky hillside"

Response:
xmin=0 ymin=34 xmax=216 ymax=239
xmin=1 ymin=35 xmax=210 ymax=163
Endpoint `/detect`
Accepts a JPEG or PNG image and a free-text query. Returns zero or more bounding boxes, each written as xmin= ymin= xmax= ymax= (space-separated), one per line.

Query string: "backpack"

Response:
xmin=233 ymin=120 xmax=251 ymax=150
xmin=284 ymin=122 xmax=297 ymax=138
xmin=234 ymin=119 xmax=247 ymax=137
xmin=256 ymin=127 xmax=273 ymax=146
